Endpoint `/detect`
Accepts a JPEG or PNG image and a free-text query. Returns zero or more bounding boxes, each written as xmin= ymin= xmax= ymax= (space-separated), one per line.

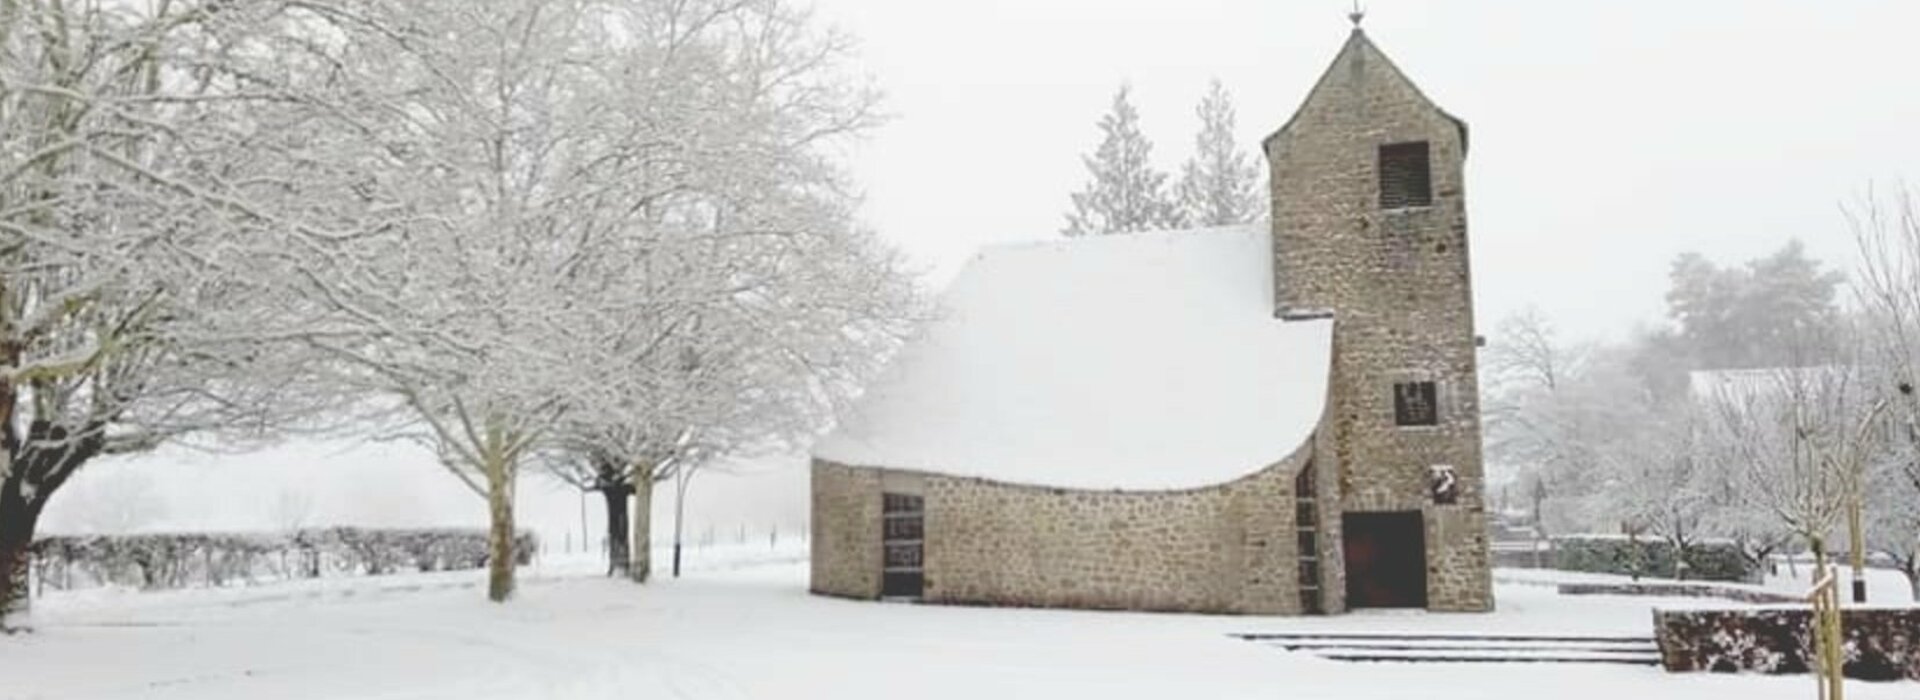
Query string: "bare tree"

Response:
xmin=1865 ymin=441 xmax=1920 ymax=600
xmin=1847 ymin=186 xmax=1920 ymax=598
xmin=1601 ymin=400 xmax=1717 ymax=578
xmin=1481 ymin=309 xmax=1622 ymax=536
xmin=1703 ymin=362 xmax=1887 ymax=577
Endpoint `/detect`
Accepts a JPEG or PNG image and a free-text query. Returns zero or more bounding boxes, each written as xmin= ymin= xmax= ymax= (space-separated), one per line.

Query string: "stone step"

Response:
xmin=1233 ymin=631 xmax=1655 ymax=644
xmin=1266 ymin=639 xmax=1658 ymax=653
xmin=1314 ymin=649 xmax=1661 ymax=665
xmin=1231 ymin=631 xmax=1663 ymax=666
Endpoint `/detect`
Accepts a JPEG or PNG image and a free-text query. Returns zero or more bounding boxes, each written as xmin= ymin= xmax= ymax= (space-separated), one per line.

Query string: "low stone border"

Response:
xmin=1654 ymin=606 xmax=1920 ymax=681
xmin=1559 ymin=581 xmax=1800 ymax=604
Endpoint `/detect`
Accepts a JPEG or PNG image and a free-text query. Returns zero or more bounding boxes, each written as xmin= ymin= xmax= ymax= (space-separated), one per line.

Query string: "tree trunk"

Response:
xmin=631 ymin=474 xmax=652 ymax=583
xmin=0 ymin=508 xmax=33 ymax=633
xmin=1811 ymin=536 xmax=1829 ymax=579
xmin=1 ymin=421 xmax=106 ymax=629
xmin=602 ymin=484 xmax=631 ymax=578
xmin=485 ymin=468 xmax=515 ymax=603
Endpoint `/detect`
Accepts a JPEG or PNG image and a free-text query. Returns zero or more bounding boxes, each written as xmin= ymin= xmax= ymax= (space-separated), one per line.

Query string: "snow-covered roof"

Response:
xmin=1687 ymin=365 xmax=1858 ymax=405
xmin=812 ymin=224 xmax=1331 ymax=490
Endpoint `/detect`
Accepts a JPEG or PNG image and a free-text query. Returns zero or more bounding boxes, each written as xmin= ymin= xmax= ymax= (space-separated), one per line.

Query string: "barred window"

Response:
xmin=1394 ymin=381 xmax=1439 ymax=427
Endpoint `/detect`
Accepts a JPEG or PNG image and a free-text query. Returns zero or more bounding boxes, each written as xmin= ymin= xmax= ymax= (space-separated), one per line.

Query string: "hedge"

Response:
xmin=29 ymin=527 xmax=538 ymax=592
xmin=1550 ymin=535 xmax=1753 ymax=582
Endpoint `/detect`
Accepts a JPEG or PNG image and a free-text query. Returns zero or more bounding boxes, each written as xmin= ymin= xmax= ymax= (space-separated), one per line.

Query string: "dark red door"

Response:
xmin=1342 ymin=511 xmax=1427 ymax=608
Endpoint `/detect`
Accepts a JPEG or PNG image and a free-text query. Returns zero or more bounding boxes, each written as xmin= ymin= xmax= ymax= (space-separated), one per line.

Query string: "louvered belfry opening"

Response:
xmin=1377 ymin=141 xmax=1432 ymax=209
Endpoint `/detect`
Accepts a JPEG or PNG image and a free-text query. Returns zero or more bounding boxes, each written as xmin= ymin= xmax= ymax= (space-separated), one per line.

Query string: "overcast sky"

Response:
xmin=811 ymin=0 xmax=1920 ymax=342
xmin=51 ymin=0 xmax=1920 ymax=545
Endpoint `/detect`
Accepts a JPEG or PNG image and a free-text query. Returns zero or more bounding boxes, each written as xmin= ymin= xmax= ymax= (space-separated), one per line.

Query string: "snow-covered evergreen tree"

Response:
xmin=1062 ymin=86 xmax=1179 ymax=237
xmin=1175 ymin=79 xmax=1262 ymax=227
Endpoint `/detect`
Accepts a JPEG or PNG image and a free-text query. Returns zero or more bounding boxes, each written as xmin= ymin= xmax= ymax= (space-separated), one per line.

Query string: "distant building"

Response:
xmin=809 ymin=24 xmax=1492 ymax=614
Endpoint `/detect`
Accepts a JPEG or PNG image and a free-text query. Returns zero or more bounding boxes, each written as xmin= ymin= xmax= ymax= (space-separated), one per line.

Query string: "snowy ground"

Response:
xmin=5 ymin=549 xmax=1915 ymax=700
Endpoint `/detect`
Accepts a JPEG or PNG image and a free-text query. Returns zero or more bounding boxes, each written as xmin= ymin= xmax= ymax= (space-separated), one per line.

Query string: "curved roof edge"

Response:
xmin=812 ymin=225 xmax=1334 ymax=491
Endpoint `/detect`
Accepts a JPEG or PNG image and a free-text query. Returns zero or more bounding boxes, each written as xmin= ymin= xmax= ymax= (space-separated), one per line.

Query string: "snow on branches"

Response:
xmin=0 ymin=0 xmax=387 ymax=630
xmin=276 ymin=0 xmax=916 ymax=601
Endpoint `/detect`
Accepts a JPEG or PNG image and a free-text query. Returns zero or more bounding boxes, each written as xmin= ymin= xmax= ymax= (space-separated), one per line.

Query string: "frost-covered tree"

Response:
xmin=1062 ymin=86 xmax=1179 ymax=236
xmin=1847 ymin=187 xmax=1920 ymax=598
xmin=521 ymin=0 xmax=911 ymax=583
xmin=546 ymin=192 xmax=918 ymax=580
xmin=1865 ymin=443 xmax=1920 ymax=600
xmin=1703 ymin=362 xmax=1888 ymax=575
xmin=1600 ymin=400 xmax=1719 ymax=578
xmin=1175 ymin=79 xmax=1261 ymax=227
xmin=1482 ymin=309 xmax=1640 ymax=536
xmin=289 ymin=0 xmax=909 ymax=601
xmin=0 ymin=1 xmax=362 ymax=631
xmin=1666 ymin=241 xmax=1846 ymax=371
xmin=279 ymin=0 xmax=669 ymax=603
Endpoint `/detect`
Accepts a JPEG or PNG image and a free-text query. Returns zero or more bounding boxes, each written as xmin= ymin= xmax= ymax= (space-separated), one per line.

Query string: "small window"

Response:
xmin=1378 ymin=141 xmax=1432 ymax=209
xmin=1393 ymin=381 xmax=1439 ymax=427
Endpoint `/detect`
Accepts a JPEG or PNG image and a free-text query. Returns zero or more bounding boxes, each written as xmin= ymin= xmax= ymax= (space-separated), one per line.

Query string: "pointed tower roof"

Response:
xmin=1262 ymin=28 xmax=1468 ymax=155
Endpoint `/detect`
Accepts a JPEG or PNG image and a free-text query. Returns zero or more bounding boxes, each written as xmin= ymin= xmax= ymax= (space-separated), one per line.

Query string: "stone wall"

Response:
xmin=1265 ymin=29 xmax=1490 ymax=613
xmin=919 ymin=443 xmax=1312 ymax=614
xmin=1654 ymin=606 xmax=1920 ymax=681
xmin=810 ymin=460 xmax=882 ymax=599
xmin=810 ymin=438 xmax=1324 ymax=614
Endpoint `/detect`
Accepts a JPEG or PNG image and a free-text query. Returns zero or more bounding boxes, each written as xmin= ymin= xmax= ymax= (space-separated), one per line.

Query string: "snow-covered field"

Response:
xmin=4 ymin=549 xmax=1914 ymax=700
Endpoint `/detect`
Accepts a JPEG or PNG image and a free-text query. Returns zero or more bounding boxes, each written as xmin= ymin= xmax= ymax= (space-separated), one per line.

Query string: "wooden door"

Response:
xmin=1341 ymin=511 xmax=1427 ymax=608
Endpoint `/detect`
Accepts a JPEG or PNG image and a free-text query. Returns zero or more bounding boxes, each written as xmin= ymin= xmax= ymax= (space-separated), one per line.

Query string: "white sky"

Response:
xmin=46 ymin=1 xmax=1920 ymax=545
xmin=812 ymin=0 xmax=1920 ymax=341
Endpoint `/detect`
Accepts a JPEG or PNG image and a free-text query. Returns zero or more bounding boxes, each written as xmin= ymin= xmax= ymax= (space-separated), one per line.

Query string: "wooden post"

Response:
xmin=1806 ymin=568 xmax=1844 ymax=700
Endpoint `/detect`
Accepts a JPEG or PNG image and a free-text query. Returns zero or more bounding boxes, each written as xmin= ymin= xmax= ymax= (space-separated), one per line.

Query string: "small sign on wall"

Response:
xmin=1429 ymin=464 xmax=1458 ymax=505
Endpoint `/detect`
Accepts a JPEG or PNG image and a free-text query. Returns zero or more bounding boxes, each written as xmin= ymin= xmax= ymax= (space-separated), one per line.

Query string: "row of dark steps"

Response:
xmin=1231 ymin=631 xmax=1662 ymax=666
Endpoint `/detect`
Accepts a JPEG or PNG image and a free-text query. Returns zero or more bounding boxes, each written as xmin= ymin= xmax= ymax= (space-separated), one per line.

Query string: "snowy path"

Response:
xmin=4 ymin=554 xmax=1914 ymax=700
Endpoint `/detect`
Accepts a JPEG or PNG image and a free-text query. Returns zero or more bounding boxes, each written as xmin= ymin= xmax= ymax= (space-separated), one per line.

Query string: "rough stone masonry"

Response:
xmin=810 ymin=25 xmax=1491 ymax=615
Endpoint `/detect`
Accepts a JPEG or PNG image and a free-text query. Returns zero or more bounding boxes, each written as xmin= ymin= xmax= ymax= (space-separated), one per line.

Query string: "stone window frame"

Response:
xmin=1376 ymin=140 xmax=1434 ymax=211
xmin=1387 ymin=369 xmax=1447 ymax=431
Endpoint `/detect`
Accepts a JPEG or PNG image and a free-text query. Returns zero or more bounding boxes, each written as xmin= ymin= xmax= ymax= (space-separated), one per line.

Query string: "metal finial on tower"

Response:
xmin=1348 ymin=1 xmax=1366 ymax=28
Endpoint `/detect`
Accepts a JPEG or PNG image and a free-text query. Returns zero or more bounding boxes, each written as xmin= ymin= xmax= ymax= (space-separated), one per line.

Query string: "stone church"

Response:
xmin=809 ymin=24 xmax=1492 ymax=615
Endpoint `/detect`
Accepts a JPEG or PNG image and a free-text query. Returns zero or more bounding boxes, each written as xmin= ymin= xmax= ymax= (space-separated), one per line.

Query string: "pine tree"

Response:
xmin=1176 ymin=79 xmax=1262 ymax=227
xmin=1062 ymin=86 xmax=1180 ymax=236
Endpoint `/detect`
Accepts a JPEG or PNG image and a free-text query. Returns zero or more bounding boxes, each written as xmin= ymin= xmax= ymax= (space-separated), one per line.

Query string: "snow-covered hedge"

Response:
xmin=1654 ymin=606 xmax=1920 ymax=680
xmin=1551 ymin=535 xmax=1752 ymax=582
xmin=28 ymin=528 xmax=538 ymax=592
xmin=1559 ymin=581 xmax=1798 ymax=604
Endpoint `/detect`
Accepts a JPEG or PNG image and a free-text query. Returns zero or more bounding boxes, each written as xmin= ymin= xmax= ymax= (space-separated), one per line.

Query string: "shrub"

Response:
xmin=29 ymin=527 xmax=538 ymax=592
xmin=1550 ymin=534 xmax=1752 ymax=582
